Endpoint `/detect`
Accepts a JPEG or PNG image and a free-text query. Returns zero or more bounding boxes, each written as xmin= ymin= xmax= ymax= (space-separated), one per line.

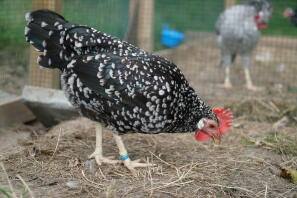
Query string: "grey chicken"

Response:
xmin=216 ymin=0 xmax=272 ymax=91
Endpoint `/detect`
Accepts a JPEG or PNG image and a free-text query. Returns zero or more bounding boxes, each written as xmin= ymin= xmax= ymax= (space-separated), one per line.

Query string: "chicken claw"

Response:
xmin=123 ymin=158 xmax=154 ymax=171
xmin=89 ymin=151 xmax=121 ymax=165
xmin=245 ymin=85 xmax=264 ymax=92
xmin=217 ymin=83 xmax=233 ymax=89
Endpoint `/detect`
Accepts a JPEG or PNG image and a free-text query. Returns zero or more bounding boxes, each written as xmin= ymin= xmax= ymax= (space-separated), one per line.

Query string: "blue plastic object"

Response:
xmin=161 ymin=24 xmax=185 ymax=48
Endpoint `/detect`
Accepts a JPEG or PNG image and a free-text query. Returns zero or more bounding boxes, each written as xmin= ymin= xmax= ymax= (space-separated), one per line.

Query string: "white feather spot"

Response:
xmin=58 ymin=24 xmax=63 ymax=30
xmin=109 ymin=70 xmax=116 ymax=79
xmin=25 ymin=12 xmax=32 ymax=22
xmin=67 ymin=60 xmax=76 ymax=69
xmin=87 ymin=56 xmax=93 ymax=61
xmin=59 ymin=51 xmax=63 ymax=59
xmin=48 ymin=58 xmax=52 ymax=66
xmin=42 ymin=40 xmax=47 ymax=47
xmin=75 ymin=41 xmax=82 ymax=48
xmin=41 ymin=21 xmax=48 ymax=27
xmin=159 ymin=90 xmax=165 ymax=96
xmin=48 ymin=30 xmax=54 ymax=36
xmin=24 ymin=26 xmax=30 ymax=35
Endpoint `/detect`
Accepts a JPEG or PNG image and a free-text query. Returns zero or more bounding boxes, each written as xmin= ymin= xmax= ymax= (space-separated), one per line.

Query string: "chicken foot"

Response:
xmin=217 ymin=67 xmax=232 ymax=89
xmin=113 ymin=133 xmax=154 ymax=172
xmin=89 ymin=124 xmax=121 ymax=165
xmin=244 ymin=67 xmax=263 ymax=91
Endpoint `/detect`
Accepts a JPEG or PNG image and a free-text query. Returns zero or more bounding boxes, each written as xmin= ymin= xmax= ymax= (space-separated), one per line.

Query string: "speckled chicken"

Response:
xmin=25 ymin=10 xmax=232 ymax=171
xmin=216 ymin=0 xmax=272 ymax=91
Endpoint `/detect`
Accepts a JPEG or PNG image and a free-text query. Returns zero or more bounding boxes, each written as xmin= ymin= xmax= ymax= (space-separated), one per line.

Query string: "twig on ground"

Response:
xmin=81 ymin=170 xmax=103 ymax=189
xmin=49 ymin=128 xmax=62 ymax=162
xmin=16 ymin=174 xmax=35 ymax=198
xmin=0 ymin=162 xmax=17 ymax=198
xmin=264 ymin=183 xmax=268 ymax=198
xmin=210 ymin=183 xmax=256 ymax=195
xmin=149 ymin=151 xmax=177 ymax=169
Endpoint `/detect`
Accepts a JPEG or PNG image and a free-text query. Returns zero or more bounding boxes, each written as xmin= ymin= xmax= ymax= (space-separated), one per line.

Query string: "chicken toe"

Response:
xmin=89 ymin=151 xmax=121 ymax=165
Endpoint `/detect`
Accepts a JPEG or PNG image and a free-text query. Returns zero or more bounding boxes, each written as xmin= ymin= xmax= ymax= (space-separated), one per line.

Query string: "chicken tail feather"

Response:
xmin=25 ymin=9 xmax=71 ymax=69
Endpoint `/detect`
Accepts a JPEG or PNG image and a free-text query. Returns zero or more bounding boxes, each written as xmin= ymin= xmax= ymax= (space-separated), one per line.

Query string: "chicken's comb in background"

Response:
xmin=213 ymin=108 xmax=233 ymax=135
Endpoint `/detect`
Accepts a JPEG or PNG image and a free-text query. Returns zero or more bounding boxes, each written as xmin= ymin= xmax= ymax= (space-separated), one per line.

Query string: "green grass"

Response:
xmin=264 ymin=133 xmax=297 ymax=156
xmin=0 ymin=0 xmax=296 ymax=51
xmin=62 ymin=0 xmax=129 ymax=38
xmin=0 ymin=187 xmax=30 ymax=198
xmin=0 ymin=0 xmax=129 ymax=50
xmin=0 ymin=188 xmax=13 ymax=198
xmin=262 ymin=0 xmax=297 ymax=37
xmin=0 ymin=0 xmax=31 ymax=48
xmin=240 ymin=132 xmax=297 ymax=157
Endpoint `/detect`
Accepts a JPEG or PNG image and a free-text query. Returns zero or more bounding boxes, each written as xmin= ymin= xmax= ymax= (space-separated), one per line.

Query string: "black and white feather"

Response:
xmin=25 ymin=9 xmax=216 ymax=134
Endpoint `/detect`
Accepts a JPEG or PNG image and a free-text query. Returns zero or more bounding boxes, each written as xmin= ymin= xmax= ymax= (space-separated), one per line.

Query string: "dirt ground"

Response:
xmin=0 ymin=35 xmax=297 ymax=197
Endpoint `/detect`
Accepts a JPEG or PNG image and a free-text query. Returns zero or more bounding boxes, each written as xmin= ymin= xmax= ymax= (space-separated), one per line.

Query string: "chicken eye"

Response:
xmin=209 ymin=124 xmax=216 ymax=129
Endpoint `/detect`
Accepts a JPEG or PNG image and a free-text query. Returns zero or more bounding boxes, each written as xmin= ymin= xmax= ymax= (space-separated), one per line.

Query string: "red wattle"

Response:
xmin=257 ymin=24 xmax=267 ymax=30
xmin=254 ymin=15 xmax=268 ymax=30
xmin=195 ymin=131 xmax=210 ymax=141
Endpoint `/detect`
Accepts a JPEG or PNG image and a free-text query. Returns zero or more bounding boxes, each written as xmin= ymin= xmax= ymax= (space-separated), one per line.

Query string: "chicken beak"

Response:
xmin=209 ymin=133 xmax=221 ymax=144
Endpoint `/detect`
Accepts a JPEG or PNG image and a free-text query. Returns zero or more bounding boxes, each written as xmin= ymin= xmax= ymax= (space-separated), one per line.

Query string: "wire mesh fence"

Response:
xmin=0 ymin=0 xmax=296 ymax=101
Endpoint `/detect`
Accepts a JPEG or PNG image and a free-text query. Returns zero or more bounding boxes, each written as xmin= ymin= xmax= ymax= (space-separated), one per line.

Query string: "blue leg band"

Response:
xmin=120 ymin=154 xmax=129 ymax=160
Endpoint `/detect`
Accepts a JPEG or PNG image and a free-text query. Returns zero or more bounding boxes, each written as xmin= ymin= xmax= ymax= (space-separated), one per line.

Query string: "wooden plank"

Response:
xmin=28 ymin=0 xmax=62 ymax=89
xmin=22 ymin=86 xmax=79 ymax=127
xmin=225 ymin=0 xmax=236 ymax=8
xmin=0 ymin=96 xmax=35 ymax=128
xmin=137 ymin=0 xmax=154 ymax=51
xmin=124 ymin=0 xmax=139 ymax=45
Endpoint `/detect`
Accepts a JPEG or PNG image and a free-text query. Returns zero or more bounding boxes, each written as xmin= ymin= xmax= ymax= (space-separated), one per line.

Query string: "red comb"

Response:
xmin=213 ymin=108 xmax=233 ymax=135
xmin=195 ymin=108 xmax=233 ymax=141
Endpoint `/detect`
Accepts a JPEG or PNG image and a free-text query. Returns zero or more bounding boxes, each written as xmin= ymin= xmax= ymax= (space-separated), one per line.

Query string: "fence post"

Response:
xmin=225 ymin=0 xmax=236 ymax=8
xmin=137 ymin=0 xmax=154 ymax=51
xmin=28 ymin=0 xmax=62 ymax=89
xmin=125 ymin=0 xmax=138 ymax=45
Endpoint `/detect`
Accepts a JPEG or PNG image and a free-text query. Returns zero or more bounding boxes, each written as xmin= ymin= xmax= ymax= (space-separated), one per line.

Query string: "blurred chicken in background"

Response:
xmin=216 ymin=0 xmax=272 ymax=91
xmin=284 ymin=8 xmax=297 ymax=26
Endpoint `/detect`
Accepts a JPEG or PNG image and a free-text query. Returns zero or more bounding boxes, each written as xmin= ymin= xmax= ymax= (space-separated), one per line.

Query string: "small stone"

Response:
xmin=66 ymin=181 xmax=80 ymax=189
